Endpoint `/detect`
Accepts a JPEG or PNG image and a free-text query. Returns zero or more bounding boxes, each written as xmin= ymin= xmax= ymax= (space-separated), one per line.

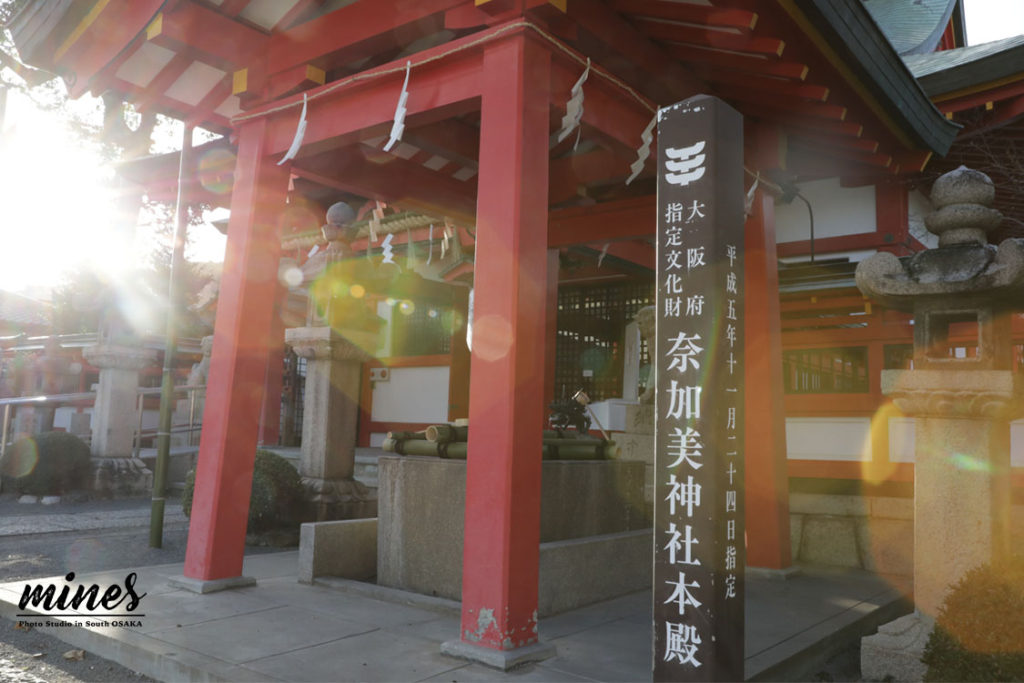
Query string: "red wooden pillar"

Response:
xmin=447 ymin=32 xmax=553 ymax=667
xmin=876 ymin=181 xmax=911 ymax=255
xmin=543 ymin=248 xmax=560 ymax=412
xmin=258 ymin=285 xmax=286 ymax=446
xmin=744 ymin=188 xmax=793 ymax=569
xmin=183 ymin=118 xmax=289 ymax=583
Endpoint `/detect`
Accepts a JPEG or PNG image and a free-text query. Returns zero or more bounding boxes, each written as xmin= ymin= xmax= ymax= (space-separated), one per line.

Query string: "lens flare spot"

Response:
xmin=428 ymin=309 xmax=438 ymax=318
xmin=399 ymin=300 xmax=415 ymax=316
xmin=386 ymin=297 xmax=396 ymax=307
xmin=196 ymin=148 xmax=236 ymax=195
xmin=472 ymin=314 xmax=514 ymax=362
xmin=861 ymin=402 xmax=907 ymax=486
xmin=2 ymin=438 xmax=38 ymax=479
xmin=349 ymin=284 xmax=366 ymax=299
xmin=949 ymin=453 xmax=991 ymax=472
xmin=281 ymin=267 xmax=304 ymax=288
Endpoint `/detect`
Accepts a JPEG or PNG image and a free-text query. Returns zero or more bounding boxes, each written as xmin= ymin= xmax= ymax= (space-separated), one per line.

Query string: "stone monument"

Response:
xmin=856 ymin=166 xmax=1023 ymax=680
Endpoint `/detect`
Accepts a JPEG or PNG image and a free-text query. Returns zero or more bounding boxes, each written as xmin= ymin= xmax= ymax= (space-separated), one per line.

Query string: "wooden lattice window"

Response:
xmin=783 ymin=347 xmax=869 ymax=393
xmin=555 ymin=281 xmax=654 ymax=402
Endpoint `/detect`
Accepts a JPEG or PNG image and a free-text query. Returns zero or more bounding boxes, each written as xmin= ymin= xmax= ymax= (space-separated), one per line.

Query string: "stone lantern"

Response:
xmin=285 ymin=201 xmax=380 ymax=521
xmin=855 ymin=167 xmax=1024 ymax=680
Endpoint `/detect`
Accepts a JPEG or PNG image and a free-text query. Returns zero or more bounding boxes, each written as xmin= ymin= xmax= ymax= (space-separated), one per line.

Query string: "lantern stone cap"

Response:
xmin=881 ymin=368 xmax=1020 ymax=419
xmin=856 ymin=165 xmax=1024 ymax=309
xmin=284 ymin=325 xmax=374 ymax=361
xmin=83 ymin=344 xmax=157 ymax=370
xmin=925 ymin=166 xmax=1002 ymax=247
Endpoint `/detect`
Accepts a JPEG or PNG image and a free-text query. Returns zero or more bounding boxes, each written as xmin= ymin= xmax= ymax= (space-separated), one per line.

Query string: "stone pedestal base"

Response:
xmin=168 ymin=575 xmax=256 ymax=594
xmin=861 ymin=611 xmax=933 ymax=682
xmin=440 ymin=639 xmax=556 ymax=671
xmin=302 ymin=476 xmax=377 ymax=521
xmin=91 ymin=457 xmax=153 ymax=497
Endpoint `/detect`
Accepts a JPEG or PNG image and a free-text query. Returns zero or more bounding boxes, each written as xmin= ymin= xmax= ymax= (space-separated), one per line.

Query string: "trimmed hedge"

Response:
xmin=923 ymin=558 xmax=1024 ymax=682
xmin=183 ymin=449 xmax=304 ymax=533
xmin=2 ymin=431 xmax=91 ymax=496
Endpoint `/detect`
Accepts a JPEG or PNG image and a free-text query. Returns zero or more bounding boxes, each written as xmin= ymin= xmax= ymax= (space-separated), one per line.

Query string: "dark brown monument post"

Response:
xmin=653 ymin=94 xmax=745 ymax=682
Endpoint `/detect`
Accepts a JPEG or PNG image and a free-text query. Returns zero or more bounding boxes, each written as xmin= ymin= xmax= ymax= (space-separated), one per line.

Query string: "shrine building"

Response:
xmin=6 ymin=0 xmax=1024 ymax=667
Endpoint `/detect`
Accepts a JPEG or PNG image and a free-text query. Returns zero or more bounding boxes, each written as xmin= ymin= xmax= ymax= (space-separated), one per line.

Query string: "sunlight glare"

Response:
xmin=0 ymin=90 xmax=137 ymax=292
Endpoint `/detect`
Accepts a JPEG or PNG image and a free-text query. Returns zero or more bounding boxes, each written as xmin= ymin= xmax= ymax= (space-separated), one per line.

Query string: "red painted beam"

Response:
xmin=185 ymin=75 xmax=233 ymax=128
xmin=635 ymin=17 xmax=785 ymax=56
xmin=936 ymin=78 xmax=1024 ymax=114
xmin=786 ymin=128 xmax=880 ymax=154
xmin=715 ymin=86 xmax=846 ymax=120
xmin=667 ymin=43 xmax=808 ymax=81
xmin=776 ymin=230 xmax=895 ymax=258
xmin=58 ymin=0 xmax=164 ymax=98
xmin=562 ymin=0 xmax=704 ymax=103
xmin=405 ymin=119 xmax=481 ymax=171
xmin=744 ymin=188 xmax=792 ymax=570
xmin=83 ymin=35 xmax=144 ymax=98
xmin=460 ymin=31 xmax=549 ymax=653
xmin=594 ymin=239 xmax=655 ymax=268
xmin=611 ymin=0 xmax=758 ymax=31
xmin=267 ymin=0 xmax=464 ymax=75
xmin=148 ymin=0 xmax=268 ymax=72
xmin=252 ymin=27 xmax=490 ymax=156
xmin=293 ymin=148 xmax=478 ymax=221
xmin=549 ymin=148 xmax=630 ymax=204
xmin=265 ymin=63 xmax=327 ymax=101
xmin=548 ymin=196 xmax=653 ymax=246
xmin=957 ymin=94 xmax=1024 ymax=140
xmin=134 ymin=54 xmax=193 ymax=113
xmin=184 ymin=117 xmax=290 ymax=581
xmin=705 ymin=70 xmax=829 ymax=102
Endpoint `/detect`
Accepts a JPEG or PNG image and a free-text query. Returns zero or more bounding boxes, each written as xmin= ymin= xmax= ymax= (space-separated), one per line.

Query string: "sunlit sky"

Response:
xmin=0 ymin=1 xmax=1023 ymax=296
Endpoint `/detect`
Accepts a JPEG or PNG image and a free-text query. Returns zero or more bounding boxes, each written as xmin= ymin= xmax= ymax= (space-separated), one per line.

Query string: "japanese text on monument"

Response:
xmin=653 ymin=95 xmax=745 ymax=683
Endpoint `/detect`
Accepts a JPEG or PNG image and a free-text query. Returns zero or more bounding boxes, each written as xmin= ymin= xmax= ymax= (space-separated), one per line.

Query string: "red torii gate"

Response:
xmin=185 ymin=22 xmax=668 ymax=658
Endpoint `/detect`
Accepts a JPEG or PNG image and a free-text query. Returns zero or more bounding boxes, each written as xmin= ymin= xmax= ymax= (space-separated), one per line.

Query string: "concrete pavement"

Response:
xmin=0 ymin=550 xmax=911 ymax=682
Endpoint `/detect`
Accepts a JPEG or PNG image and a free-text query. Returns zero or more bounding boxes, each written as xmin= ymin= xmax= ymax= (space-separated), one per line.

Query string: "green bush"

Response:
xmin=2 ymin=431 xmax=91 ymax=496
xmin=923 ymin=558 xmax=1024 ymax=682
xmin=183 ymin=449 xmax=304 ymax=533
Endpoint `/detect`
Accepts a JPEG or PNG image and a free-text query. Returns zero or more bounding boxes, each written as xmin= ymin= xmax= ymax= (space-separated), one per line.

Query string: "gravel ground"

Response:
xmin=0 ymin=494 xmax=284 ymax=683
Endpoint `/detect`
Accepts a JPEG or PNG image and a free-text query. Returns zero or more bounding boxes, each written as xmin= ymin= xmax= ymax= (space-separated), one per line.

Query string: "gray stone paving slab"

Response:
xmin=134 ymin=588 xmax=279 ymax=634
xmin=251 ymin=577 xmax=443 ymax=628
xmin=389 ymin=614 xmax=462 ymax=644
xmin=0 ymin=547 xmax=908 ymax=683
xmin=543 ymin=618 xmax=651 ymax=682
xmin=245 ymin=630 xmax=462 ymax=683
xmin=419 ymin=662 xmax=597 ymax=682
xmin=149 ymin=604 xmax=378 ymax=664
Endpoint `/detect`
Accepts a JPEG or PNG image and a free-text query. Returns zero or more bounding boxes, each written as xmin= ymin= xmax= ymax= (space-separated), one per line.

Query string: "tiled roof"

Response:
xmin=903 ymin=33 xmax=1024 ymax=77
xmin=902 ymin=34 xmax=1024 ymax=95
xmin=863 ymin=0 xmax=958 ymax=55
xmin=0 ymin=290 xmax=51 ymax=329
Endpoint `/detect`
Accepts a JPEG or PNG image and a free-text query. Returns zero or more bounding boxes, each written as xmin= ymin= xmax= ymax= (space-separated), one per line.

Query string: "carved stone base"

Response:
xmin=302 ymin=476 xmax=377 ymax=521
xmin=91 ymin=457 xmax=153 ymax=498
xmin=861 ymin=611 xmax=933 ymax=682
